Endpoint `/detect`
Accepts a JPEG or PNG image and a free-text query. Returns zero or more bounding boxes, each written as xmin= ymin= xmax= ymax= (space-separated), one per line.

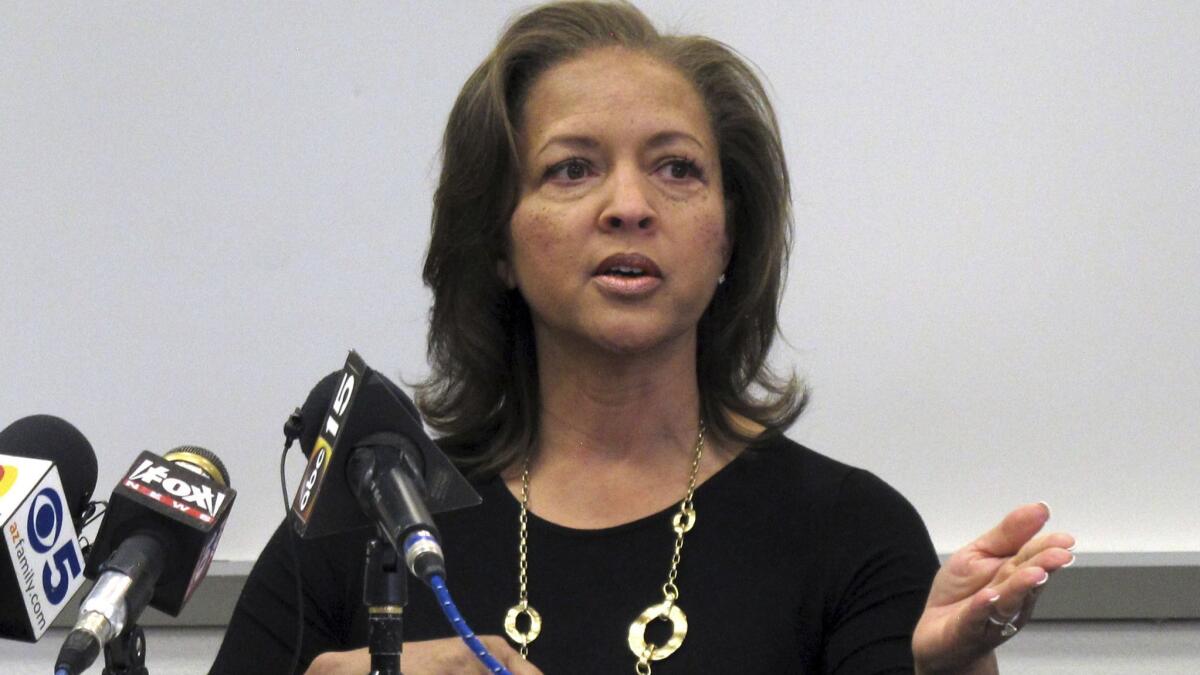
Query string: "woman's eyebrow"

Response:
xmin=536 ymin=135 xmax=599 ymax=157
xmin=536 ymin=130 xmax=706 ymax=158
xmin=644 ymin=130 xmax=706 ymax=152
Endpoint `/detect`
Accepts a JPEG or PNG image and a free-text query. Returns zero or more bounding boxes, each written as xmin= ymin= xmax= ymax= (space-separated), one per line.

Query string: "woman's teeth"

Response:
xmin=607 ymin=266 xmax=643 ymax=277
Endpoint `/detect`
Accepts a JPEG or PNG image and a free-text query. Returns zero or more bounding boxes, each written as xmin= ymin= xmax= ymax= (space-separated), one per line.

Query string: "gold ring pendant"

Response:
xmin=627 ymin=601 xmax=688 ymax=662
xmin=504 ymin=603 xmax=542 ymax=645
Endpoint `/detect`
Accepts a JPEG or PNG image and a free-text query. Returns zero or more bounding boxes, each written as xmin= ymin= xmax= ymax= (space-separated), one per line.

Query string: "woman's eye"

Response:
xmin=546 ymin=159 xmax=591 ymax=182
xmin=660 ymin=158 xmax=702 ymax=181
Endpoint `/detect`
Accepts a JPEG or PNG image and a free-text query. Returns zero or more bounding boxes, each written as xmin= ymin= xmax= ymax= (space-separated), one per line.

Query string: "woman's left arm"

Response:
xmin=820 ymin=469 xmax=941 ymax=673
xmin=912 ymin=502 xmax=1076 ymax=675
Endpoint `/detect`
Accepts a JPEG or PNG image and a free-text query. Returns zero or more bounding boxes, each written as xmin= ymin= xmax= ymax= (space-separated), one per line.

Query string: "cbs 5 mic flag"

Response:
xmin=0 ymin=415 xmax=97 ymax=642
xmin=289 ymin=350 xmax=479 ymax=539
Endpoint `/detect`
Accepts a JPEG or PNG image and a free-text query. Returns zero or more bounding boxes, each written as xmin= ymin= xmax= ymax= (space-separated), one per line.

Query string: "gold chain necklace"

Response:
xmin=504 ymin=423 xmax=706 ymax=674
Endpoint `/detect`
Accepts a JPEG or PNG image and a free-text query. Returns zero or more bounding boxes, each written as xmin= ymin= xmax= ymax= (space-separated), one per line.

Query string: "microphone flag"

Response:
xmin=290 ymin=350 xmax=480 ymax=538
xmin=0 ymin=453 xmax=86 ymax=641
xmin=84 ymin=450 xmax=236 ymax=615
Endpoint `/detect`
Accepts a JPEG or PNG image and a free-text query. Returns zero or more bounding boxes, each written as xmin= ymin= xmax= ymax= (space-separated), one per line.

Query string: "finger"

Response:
xmin=508 ymin=657 xmax=546 ymax=675
xmin=960 ymin=543 xmax=1077 ymax=645
xmin=304 ymin=649 xmax=369 ymax=675
xmin=477 ymin=636 xmax=544 ymax=675
xmin=499 ymin=649 xmax=545 ymax=675
xmin=1007 ymin=530 xmax=1076 ymax=569
xmin=924 ymin=552 xmax=1005 ymax=608
xmin=972 ymin=502 xmax=1052 ymax=558
xmin=958 ymin=586 xmax=1016 ymax=647
xmin=953 ymin=565 xmax=1047 ymax=649
xmin=982 ymin=563 xmax=1050 ymax=631
xmin=1017 ymin=540 xmax=1075 ymax=574
xmin=931 ymin=529 xmax=1076 ymax=612
xmin=1020 ymin=546 xmax=1076 ymax=612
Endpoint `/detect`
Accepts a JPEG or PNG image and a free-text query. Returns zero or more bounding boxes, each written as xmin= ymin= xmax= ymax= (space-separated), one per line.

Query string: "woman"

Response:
xmin=212 ymin=2 xmax=1074 ymax=673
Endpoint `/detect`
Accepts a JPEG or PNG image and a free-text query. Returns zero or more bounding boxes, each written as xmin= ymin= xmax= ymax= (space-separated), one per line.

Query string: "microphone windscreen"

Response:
xmin=298 ymin=371 xmax=343 ymax=459
xmin=296 ymin=369 xmax=424 ymax=460
xmin=164 ymin=445 xmax=232 ymax=487
xmin=0 ymin=415 xmax=97 ymax=525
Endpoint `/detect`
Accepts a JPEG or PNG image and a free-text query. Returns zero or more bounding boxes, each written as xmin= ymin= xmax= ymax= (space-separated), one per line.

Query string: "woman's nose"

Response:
xmin=598 ymin=167 xmax=656 ymax=231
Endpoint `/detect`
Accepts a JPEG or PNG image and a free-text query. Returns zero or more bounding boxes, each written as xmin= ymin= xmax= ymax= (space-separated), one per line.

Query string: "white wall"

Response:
xmin=2 ymin=1 xmax=1197 ymax=566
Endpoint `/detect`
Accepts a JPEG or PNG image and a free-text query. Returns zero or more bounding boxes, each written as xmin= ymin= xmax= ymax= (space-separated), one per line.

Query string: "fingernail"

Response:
xmin=1062 ymin=554 xmax=1077 ymax=568
xmin=1035 ymin=572 xmax=1050 ymax=586
xmin=1037 ymin=500 xmax=1052 ymax=520
xmin=1067 ymin=542 xmax=1077 ymax=552
xmin=987 ymin=591 xmax=1001 ymax=603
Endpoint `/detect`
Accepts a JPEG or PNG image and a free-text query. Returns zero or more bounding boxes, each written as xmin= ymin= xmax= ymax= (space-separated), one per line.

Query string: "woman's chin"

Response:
xmin=534 ymin=314 xmax=698 ymax=362
xmin=585 ymin=324 xmax=696 ymax=360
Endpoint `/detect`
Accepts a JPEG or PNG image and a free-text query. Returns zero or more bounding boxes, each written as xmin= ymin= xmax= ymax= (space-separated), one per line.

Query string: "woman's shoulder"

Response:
xmin=731 ymin=433 xmax=935 ymax=557
xmin=732 ymin=434 xmax=873 ymax=492
xmin=722 ymin=435 xmax=926 ymax=527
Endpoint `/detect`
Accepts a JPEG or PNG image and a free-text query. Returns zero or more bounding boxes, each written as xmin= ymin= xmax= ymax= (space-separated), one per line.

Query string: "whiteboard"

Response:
xmin=2 ymin=1 xmax=1196 ymax=560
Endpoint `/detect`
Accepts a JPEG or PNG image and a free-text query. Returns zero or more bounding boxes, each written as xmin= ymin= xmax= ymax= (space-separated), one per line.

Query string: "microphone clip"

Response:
xmin=283 ymin=406 xmax=304 ymax=452
xmin=104 ymin=624 xmax=148 ymax=675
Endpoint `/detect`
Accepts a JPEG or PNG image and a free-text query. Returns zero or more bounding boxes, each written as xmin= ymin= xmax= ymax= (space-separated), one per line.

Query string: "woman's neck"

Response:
xmin=534 ymin=330 xmax=702 ymax=468
xmin=505 ymin=330 xmax=738 ymax=529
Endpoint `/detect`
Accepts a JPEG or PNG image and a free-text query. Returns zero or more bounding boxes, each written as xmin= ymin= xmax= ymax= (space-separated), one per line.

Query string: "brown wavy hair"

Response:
xmin=417 ymin=0 xmax=806 ymax=478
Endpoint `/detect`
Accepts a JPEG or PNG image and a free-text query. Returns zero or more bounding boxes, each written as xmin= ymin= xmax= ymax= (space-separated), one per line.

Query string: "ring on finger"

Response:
xmin=987 ymin=609 xmax=1021 ymax=638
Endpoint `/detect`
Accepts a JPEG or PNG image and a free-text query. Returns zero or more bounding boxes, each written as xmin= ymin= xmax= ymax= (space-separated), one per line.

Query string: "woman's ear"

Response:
xmin=722 ymin=196 xmax=736 ymax=269
xmin=496 ymin=259 xmax=517 ymax=289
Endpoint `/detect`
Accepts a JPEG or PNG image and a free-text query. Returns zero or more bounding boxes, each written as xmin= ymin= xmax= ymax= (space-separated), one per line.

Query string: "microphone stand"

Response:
xmin=363 ymin=531 xmax=407 ymax=675
xmin=102 ymin=623 xmax=148 ymax=675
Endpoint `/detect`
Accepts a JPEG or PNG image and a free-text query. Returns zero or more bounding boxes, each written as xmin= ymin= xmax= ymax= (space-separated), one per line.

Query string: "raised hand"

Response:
xmin=913 ymin=502 xmax=1076 ymax=674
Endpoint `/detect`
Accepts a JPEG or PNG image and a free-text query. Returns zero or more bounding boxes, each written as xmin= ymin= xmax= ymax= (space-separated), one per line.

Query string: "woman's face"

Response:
xmin=504 ymin=47 xmax=729 ymax=358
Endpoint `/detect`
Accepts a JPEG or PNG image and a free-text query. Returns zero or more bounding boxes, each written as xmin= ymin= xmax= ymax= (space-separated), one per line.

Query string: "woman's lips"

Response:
xmin=592 ymin=253 xmax=663 ymax=296
xmin=593 ymin=274 xmax=662 ymax=295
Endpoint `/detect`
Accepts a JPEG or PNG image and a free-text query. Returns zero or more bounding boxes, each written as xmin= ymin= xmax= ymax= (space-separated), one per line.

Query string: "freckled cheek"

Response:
xmin=696 ymin=217 xmax=731 ymax=267
xmin=511 ymin=209 xmax=583 ymax=277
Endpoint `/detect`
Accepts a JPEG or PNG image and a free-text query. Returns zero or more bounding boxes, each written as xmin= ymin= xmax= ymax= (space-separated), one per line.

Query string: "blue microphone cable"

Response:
xmin=403 ymin=531 xmax=512 ymax=675
xmin=429 ymin=573 xmax=511 ymax=675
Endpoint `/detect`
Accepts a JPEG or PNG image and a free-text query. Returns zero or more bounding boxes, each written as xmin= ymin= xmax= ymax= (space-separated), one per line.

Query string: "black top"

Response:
xmin=210 ymin=437 xmax=938 ymax=674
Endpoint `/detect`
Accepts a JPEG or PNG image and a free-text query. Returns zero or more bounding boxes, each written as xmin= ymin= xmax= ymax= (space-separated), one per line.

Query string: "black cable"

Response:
xmin=82 ymin=499 xmax=107 ymax=527
xmin=281 ymin=441 xmax=305 ymax=675
xmin=79 ymin=500 xmax=106 ymax=559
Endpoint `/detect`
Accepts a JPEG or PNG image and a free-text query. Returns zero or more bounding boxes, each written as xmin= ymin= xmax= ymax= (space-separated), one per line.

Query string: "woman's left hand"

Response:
xmin=912 ymin=502 xmax=1076 ymax=675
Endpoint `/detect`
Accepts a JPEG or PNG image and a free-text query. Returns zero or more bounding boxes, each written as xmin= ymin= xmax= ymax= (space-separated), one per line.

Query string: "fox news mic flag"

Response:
xmin=56 ymin=447 xmax=235 ymax=674
xmin=84 ymin=448 xmax=235 ymax=616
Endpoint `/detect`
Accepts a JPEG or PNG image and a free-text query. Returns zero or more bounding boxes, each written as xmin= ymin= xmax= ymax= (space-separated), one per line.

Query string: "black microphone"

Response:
xmin=0 ymin=415 xmax=97 ymax=642
xmin=55 ymin=446 xmax=236 ymax=674
xmin=288 ymin=351 xmax=479 ymax=582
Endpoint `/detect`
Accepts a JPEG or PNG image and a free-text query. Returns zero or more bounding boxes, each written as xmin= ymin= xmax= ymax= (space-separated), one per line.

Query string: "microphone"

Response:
xmin=0 ymin=415 xmax=97 ymax=642
xmin=55 ymin=446 xmax=236 ymax=674
xmin=288 ymin=351 xmax=479 ymax=581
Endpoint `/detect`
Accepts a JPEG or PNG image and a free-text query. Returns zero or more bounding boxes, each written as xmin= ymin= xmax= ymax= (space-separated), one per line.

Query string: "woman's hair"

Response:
xmin=418 ymin=0 xmax=806 ymax=477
